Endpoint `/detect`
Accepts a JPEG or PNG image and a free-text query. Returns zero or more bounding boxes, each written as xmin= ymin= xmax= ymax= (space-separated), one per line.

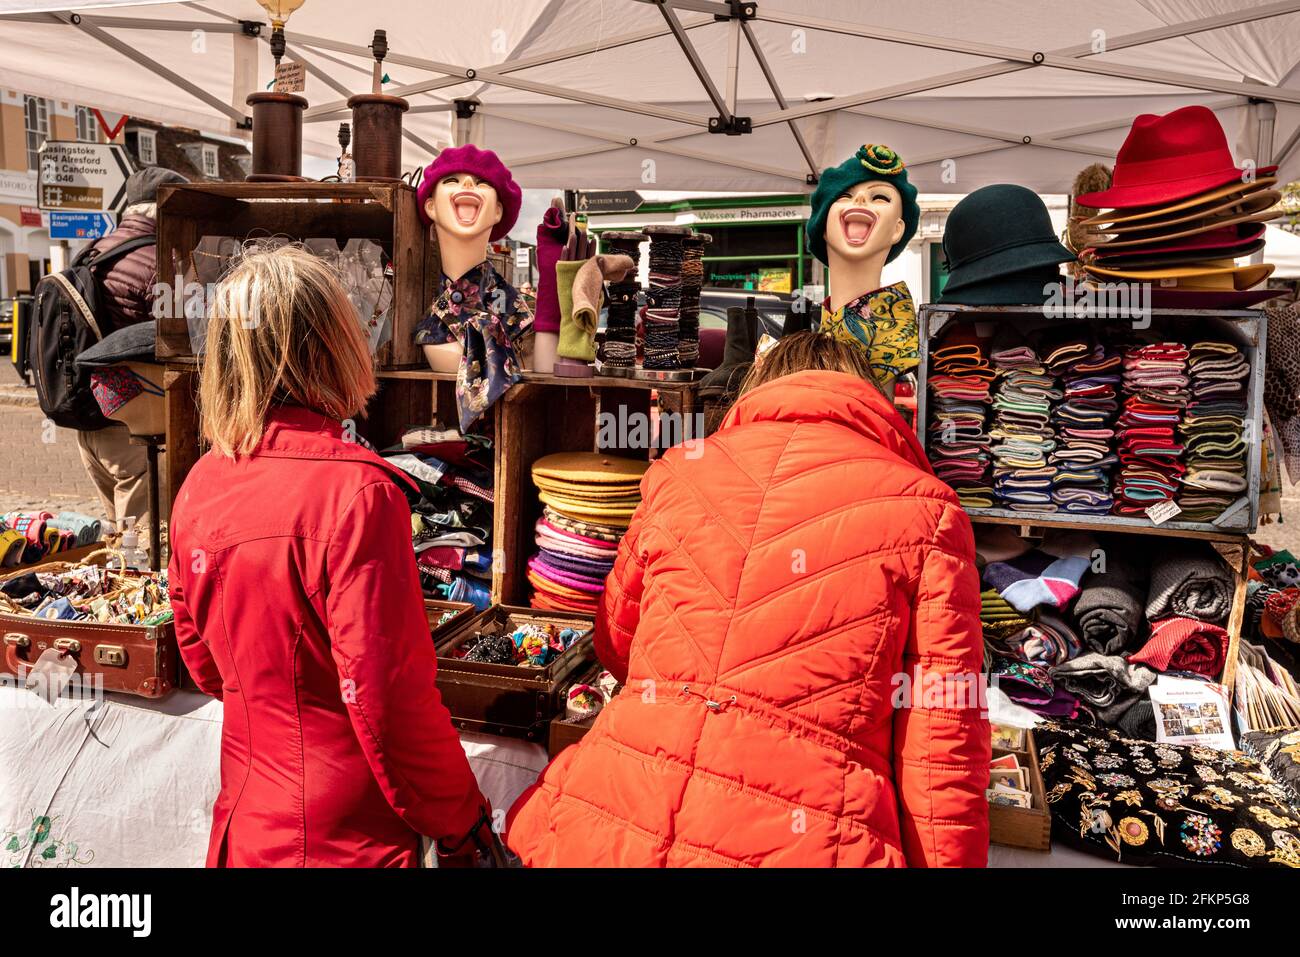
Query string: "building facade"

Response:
xmin=0 ymin=89 xmax=250 ymax=299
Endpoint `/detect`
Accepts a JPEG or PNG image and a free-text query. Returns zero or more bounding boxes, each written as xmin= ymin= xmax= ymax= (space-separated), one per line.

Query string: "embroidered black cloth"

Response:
xmin=1037 ymin=719 xmax=1300 ymax=867
xmin=1241 ymin=726 xmax=1300 ymax=811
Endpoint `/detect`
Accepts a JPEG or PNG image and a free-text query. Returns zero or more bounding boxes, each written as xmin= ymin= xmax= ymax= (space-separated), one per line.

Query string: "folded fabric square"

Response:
xmin=1128 ymin=616 xmax=1228 ymax=675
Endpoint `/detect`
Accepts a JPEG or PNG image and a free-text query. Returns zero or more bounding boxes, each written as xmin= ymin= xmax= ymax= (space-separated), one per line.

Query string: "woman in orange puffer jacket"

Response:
xmin=508 ymin=332 xmax=990 ymax=867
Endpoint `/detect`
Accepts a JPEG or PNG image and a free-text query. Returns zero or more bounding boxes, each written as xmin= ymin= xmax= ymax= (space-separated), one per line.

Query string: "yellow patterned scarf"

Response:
xmin=820 ymin=280 xmax=919 ymax=388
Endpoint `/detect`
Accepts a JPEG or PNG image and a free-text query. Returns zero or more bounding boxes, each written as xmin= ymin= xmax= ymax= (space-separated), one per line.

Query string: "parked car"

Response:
xmin=698 ymin=287 xmax=810 ymax=338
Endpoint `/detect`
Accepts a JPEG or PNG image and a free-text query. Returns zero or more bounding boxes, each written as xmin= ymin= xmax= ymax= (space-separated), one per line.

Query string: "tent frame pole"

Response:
xmin=739 ymin=18 xmax=818 ymax=180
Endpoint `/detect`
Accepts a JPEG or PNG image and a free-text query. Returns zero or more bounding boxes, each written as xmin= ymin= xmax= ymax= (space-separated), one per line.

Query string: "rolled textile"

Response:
xmin=1145 ymin=546 xmax=1233 ymax=624
xmin=1073 ymin=555 xmax=1146 ymax=655
xmin=1114 ymin=697 xmax=1157 ymax=741
xmin=1051 ymin=652 xmax=1157 ymax=725
xmin=1128 ymin=616 xmax=1228 ymax=676
xmin=48 ymin=512 xmax=102 ymax=547
xmin=991 ymin=610 xmax=1081 ymax=668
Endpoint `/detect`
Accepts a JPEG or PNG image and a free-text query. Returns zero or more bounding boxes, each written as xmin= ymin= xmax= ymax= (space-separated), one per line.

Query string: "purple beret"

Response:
xmin=416 ymin=144 xmax=521 ymax=242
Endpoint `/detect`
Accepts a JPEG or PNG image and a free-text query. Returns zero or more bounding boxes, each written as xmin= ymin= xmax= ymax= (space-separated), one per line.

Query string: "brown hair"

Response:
xmin=738 ymin=331 xmax=879 ymax=396
xmin=199 ymin=244 xmax=376 ymax=457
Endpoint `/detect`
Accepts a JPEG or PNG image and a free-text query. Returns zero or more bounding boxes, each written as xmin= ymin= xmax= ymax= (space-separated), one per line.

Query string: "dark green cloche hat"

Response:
xmin=806 ymin=144 xmax=920 ymax=266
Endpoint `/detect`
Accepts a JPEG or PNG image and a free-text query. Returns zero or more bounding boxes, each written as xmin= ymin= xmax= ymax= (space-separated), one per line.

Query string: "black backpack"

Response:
xmin=28 ymin=235 xmax=155 ymax=430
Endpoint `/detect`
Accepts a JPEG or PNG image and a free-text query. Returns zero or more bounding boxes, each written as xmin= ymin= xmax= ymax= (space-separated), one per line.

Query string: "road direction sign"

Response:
xmin=37 ymin=141 xmax=133 ymax=213
xmin=576 ymin=190 xmax=644 ymax=214
xmin=49 ymin=211 xmax=116 ymax=241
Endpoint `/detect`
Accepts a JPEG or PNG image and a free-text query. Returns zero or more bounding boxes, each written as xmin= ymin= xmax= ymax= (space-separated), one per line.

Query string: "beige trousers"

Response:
xmin=75 ymin=424 xmax=154 ymax=530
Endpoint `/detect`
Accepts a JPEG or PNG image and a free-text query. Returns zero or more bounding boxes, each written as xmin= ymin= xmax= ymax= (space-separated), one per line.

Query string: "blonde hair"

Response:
xmin=739 ymin=331 xmax=879 ymax=395
xmin=199 ymin=244 xmax=376 ymax=457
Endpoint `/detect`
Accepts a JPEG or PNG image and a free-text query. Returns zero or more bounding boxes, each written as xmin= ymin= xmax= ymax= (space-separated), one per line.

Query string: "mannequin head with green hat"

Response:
xmin=807 ymin=144 xmax=919 ymax=312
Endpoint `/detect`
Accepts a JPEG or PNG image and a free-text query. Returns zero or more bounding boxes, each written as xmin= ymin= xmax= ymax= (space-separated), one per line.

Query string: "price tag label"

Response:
xmin=1145 ymin=500 xmax=1183 ymax=525
xmin=275 ymin=61 xmax=307 ymax=93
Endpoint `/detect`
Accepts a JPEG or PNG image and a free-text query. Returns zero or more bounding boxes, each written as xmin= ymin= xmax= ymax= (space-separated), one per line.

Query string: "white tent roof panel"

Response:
xmin=3 ymin=0 xmax=1300 ymax=195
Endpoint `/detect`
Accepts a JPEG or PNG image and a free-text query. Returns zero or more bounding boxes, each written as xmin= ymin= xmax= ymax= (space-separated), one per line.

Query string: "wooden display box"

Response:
xmin=155 ymin=181 xmax=437 ymax=370
xmin=492 ymin=374 xmax=701 ymax=605
xmin=426 ymin=599 xmax=475 ymax=645
xmin=988 ymin=729 xmax=1051 ymax=852
xmin=433 ymin=604 xmax=595 ymax=741
xmin=546 ymin=660 xmax=615 ymax=757
xmin=916 ymin=303 xmax=1267 ymax=539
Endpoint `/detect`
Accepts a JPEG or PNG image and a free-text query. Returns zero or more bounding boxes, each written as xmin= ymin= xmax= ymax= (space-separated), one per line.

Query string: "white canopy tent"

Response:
xmin=4 ymin=0 xmax=1300 ymax=196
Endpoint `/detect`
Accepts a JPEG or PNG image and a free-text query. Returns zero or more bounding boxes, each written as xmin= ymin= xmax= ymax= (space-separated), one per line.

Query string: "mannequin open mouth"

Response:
xmin=452 ymin=191 xmax=483 ymax=227
xmin=840 ymin=207 xmax=877 ymax=246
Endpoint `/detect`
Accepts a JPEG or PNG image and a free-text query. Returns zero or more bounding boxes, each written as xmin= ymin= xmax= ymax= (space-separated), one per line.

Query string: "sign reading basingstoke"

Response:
xmin=37 ymin=141 xmax=133 ymax=214
xmin=49 ymin=211 xmax=116 ymax=240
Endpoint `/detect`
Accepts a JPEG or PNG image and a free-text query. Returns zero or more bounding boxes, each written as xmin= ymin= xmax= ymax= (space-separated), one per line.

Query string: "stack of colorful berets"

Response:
xmin=1077 ymin=106 xmax=1280 ymax=307
xmin=528 ymin=452 xmax=649 ymax=614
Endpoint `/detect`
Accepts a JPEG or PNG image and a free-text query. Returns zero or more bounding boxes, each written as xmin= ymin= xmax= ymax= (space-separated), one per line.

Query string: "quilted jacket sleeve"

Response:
xmin=595 ymin=506 xmax=648 ymax=684
xmin=326 ymin=480 xmax=488 ymax=843
xmin=893 ymin=500 xmax=991 ymax=867
xmin=167 ymin=535 xmax=223 ymax=699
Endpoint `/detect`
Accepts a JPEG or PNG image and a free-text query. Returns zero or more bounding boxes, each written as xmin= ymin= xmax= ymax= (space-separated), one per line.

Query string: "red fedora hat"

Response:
xmin=1076 ymin=105 xmax=1276 ymax=210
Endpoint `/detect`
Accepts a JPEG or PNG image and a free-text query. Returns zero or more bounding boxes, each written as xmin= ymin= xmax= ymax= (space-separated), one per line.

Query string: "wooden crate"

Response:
xmin=988 ymin=730 xmax=1052 ymax=852
xmin=155 ymin=181 xmax=437 ymax=370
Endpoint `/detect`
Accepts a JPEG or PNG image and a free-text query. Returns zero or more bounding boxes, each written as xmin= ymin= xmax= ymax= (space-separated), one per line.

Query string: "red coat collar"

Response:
xmin=722 ymin=370 xmax=930 ymax=473
xmin=253 ymin=404 xmax=420 ymax=495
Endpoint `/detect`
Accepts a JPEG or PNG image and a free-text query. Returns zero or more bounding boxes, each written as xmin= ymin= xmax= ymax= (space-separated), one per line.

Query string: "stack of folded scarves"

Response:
xmin=1115 ymin=341 xmax=1188 ymax=515
xmin=384 ymin=427 xmax=496 ymax=610
xmin=1050 ymin=342 xmax=1121 ymax=514
xmin=988 ymin=337 xmax=1060 ymax=511
xmin=527 ymin=452 xmax=649 ymax=614
xmin=927 ymin=329 xmax=995 ymax=508
xmin=1178 ymin=340 xmax=1250 ymax=521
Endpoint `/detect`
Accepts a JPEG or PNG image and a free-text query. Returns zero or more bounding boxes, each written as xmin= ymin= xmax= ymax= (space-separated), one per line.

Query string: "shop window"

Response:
xmin=705 ymin=223 xmax=800 ymax=258
xmin=138 ymin=129 xmax=157 ymax=166
xmin=23 ymin=95 xmax=50 ymax=171
xmin=201 ymin=144 xmax=219 ymax=178
xmin=704 ymin=257 xmax=796 ymax=293
xmin=75 ymin=106 xmax=96 ymax=142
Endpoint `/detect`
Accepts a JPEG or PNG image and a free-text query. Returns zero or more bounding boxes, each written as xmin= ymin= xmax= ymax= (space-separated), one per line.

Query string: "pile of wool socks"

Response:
xmin=1050 ymin=342 xmax=1121 ymax=514
xmin=1115 ymin=341 xmax=1188 ymax=516
xmin=988 ymin=337 xmax=1060 ymax=510
xmin=927 ymin=328 xmax=995 ymax=508
xmin=1178 ymin=340 xmax=1251 ymax=521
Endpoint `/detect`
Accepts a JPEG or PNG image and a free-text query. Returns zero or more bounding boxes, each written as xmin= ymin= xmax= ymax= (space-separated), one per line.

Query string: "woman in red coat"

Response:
xmin=508 ymin=333 xmax=990 ymax=867
xmin=168 ymin=246 xmax=488 ymax=867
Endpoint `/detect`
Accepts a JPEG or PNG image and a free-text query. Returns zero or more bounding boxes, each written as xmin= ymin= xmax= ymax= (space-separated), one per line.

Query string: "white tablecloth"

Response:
xmin=0 ymin=685 xmax=548 ymax=868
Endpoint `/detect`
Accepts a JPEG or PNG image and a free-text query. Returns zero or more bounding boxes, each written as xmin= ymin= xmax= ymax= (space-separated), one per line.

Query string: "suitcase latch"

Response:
xmin=53 ymin=638 xmax=81 ymax=655
xmin=3 ymin=633 xmax=29 ymax=648
xmin=93 ymin=645 xmax=126 ymax=667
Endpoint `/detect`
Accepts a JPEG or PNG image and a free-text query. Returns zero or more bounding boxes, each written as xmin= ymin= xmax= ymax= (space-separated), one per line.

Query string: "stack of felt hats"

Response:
xmin=528 ymin=452 xmax=649 ymax=614
xmin=938 ymin=184 xmax=1075 ymax=306
xmin=1078 ymin=105 xmax=1280 ymax=308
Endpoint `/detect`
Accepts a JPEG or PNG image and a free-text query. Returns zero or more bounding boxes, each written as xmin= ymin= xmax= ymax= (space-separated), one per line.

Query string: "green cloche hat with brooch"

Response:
xmin=806 ymin=144 xmax=920 ymax=266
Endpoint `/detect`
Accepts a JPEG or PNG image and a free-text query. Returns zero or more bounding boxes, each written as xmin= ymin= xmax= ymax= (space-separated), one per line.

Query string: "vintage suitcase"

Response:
xmin=0 ymin=551 xmax=177 ymax=699
xmin=426 ymin=598 xmax=475 ymax=645
xmin=435 ymin=604 xmax=595 ymax=741
xmin=546 ymin=660 xmax=619 ymax=758
xmin=2 ymin=614 xmax=177 ymax=698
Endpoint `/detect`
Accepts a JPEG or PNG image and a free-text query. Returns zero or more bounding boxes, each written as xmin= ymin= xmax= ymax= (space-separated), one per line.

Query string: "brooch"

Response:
xmin=857 ymin=143 xmax=905 ymax=175
xmin=1180 ymin=813 xmax=1222 ymax=857
xmin=1231 ymin=828 xmax=1266 ymax=857
xmin=1118 ymin=817 xmax=1149 ymax=845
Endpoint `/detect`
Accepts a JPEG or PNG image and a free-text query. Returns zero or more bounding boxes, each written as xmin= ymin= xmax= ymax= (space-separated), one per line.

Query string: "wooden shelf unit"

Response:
xmin=155 ymin=181 xmax=436 ymax=369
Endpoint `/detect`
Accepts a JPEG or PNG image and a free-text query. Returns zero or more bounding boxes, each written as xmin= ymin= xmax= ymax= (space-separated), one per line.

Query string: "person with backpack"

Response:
xmin=31 ymin=167 xmax=188 ymax=534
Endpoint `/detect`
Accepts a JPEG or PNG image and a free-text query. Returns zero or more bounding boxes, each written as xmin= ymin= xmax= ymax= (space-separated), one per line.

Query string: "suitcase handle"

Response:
xmin=4 ymin=631 xmax=30 ymax=672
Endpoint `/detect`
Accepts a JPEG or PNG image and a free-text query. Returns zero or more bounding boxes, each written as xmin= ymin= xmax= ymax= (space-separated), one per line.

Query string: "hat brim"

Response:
xmin=75 ymin=320 xmax=158 ymax=368
xmin=1086 ymin=189 xmax=1279 ymax=236
xmin=1077 ymin=165 xmax=1277 ymax=210
xmin=1080 ymin=176 xmax=1277 ymax=227
xmin=1086 ymin=238 xmax=1265 ymax=271
xmin=1086 ymin=223 xmax=1265 ymax=261
xmin=942 ymin=238 xmax=1074 ymax=293
xmin=1087 ymin=206 xmax=1280 ymax=250
xmin=1084 ymin=262 xmax=1273 ymax=289
xmin=938 ymin=274 xmax=1065 ymax=306
xmin=1146 ymin=286 xmax=1281 ymax=309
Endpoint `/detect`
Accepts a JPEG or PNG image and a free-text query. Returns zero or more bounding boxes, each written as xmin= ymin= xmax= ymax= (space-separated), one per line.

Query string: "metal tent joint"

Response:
xmin=709 ymin=114 xmax=752 ymax=135
xmin=240 ymin=20 xmax=263 ymax=38
xmin=714 ymin=0 xmax=757 ymax=22
xmin=454 ymin=99 xmax=478 ymax=120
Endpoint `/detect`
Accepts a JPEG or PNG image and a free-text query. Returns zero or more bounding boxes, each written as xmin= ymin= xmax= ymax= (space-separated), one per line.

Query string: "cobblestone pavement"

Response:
xmin=0 ymin=362 xmax=110 ymax=522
